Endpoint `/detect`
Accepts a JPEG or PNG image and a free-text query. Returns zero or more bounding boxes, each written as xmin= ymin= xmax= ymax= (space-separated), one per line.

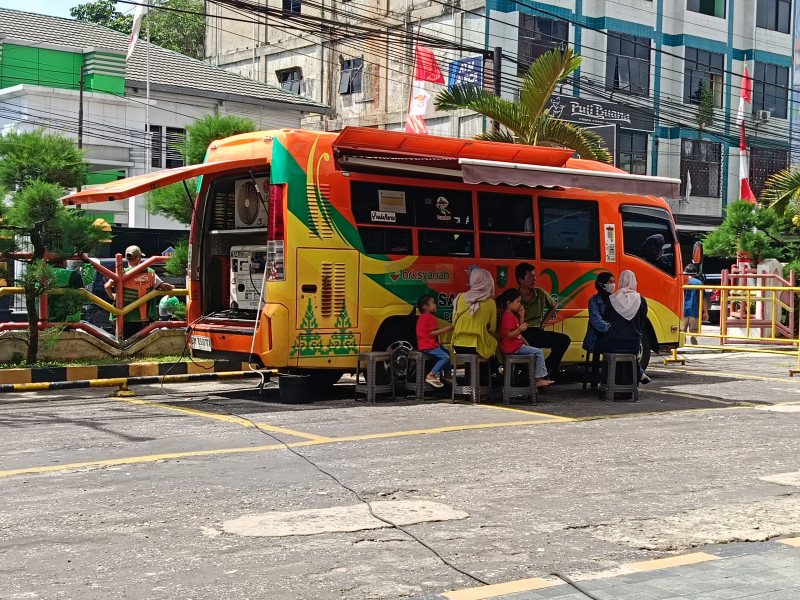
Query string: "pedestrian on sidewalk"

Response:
xmin=683 ymin=263 xmax=709 ymax=346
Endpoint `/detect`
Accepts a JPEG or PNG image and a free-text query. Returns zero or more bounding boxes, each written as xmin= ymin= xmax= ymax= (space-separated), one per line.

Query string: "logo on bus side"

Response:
xmin=387 ymin=266 xmax=453 ymax=284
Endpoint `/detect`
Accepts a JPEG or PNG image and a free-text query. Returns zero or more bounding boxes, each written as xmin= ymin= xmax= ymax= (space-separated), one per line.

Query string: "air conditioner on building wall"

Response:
xmin=756 ymin=110 xmax=771 ymax=123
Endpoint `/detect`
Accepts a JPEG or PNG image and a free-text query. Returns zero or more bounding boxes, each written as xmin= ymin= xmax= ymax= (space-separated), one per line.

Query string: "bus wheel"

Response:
xmin=640 ymin=333 xmax=653 ymax=371
xmin=374 ymin=330 xmax=414 ymax=391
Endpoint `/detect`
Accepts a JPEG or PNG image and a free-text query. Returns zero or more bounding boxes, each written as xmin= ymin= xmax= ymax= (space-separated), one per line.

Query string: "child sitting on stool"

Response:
xmin=498 ymin=289 xmax=554 ymax=387
xmin=412 ymin=294 xmax=454 ymax=388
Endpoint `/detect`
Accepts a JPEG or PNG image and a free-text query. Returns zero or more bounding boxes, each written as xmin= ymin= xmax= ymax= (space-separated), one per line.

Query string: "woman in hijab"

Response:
xmin=582 ymin=272 xmax=614 ymax=386
xmin=451 ymin=267 xmax=497 ymax=362
xmin=601 ymin=269 xmax=650 ymax=384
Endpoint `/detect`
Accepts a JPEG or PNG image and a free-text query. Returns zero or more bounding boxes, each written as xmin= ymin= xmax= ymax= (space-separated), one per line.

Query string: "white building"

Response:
xmin=207 ymin=0 xmax=794 ymax=228
xmin=0 ymin=8 xmax=331 ymax=230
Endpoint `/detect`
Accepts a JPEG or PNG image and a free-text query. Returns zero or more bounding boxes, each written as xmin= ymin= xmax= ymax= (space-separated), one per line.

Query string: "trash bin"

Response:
xmin=278 ymin=374 xmax=311 ymax=403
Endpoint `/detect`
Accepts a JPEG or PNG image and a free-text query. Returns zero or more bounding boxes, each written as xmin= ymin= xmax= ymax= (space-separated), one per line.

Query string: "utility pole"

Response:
xmin=492 ymin=46 xmax=501 ymax=133
xmin=77 ymin=63 xmax=84 ymax=192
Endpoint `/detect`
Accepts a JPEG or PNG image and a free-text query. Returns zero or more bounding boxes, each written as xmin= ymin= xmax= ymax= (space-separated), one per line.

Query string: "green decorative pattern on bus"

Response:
xmin=290 ymin=298 xmax=358 ymax=357
xmin=272 ymin=136 xmax=364 ymax=251
xmin=540 ymin=268 xmax=608 ymax=309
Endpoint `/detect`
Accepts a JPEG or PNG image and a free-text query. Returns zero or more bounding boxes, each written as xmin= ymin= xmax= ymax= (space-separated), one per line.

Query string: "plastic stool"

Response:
xmin=404 ymin=350 xmax=445 ymax=400
xmin=582 ymin=350 xmax=602 ymax=391
xmin=451 ymin=353 xmax=491 ymax=404
xmin=354 ymin=351 xmax=395 ymax=403
xmin=502 ymin=354 xmax=538 ymax=405
xmin=600 ymin=353 xmax=639 ymax=402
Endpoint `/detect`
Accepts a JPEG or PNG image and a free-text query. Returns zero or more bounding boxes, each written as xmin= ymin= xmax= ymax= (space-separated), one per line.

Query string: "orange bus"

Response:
xmin=63 ymin=127 xmax=683 ymax=387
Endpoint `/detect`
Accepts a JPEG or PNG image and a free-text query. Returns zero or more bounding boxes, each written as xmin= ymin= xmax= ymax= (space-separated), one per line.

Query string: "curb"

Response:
xmin=0 ymin=359 xmax=258 ymax=386
xmin=0 ymin=369 xmax=277 ymax=394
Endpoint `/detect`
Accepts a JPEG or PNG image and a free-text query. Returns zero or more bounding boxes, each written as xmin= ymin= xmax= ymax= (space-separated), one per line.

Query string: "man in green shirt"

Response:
xmin=515 ymin=262 xmax=571 ymax=379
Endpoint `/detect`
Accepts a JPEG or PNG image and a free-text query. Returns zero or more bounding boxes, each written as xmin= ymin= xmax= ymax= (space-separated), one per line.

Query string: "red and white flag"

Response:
xmin=405 ymin=46 xmax=445 ymax=134
xmin=127 ymin=3 xmax=149 ymax=61
xmin=736 ymin=65 xmax=757 ymax=204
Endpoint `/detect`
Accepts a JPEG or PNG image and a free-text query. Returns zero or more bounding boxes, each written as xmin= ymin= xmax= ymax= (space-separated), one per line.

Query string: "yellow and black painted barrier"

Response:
xmin=0 ymin=369 xmax=277 ymax=394
xmin=0 ymin=359 xmax=274 ymax=393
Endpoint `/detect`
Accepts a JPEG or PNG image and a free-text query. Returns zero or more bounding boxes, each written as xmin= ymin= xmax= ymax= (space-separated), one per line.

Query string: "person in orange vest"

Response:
xmin=104 ymin=245 xmax=174 ymax=339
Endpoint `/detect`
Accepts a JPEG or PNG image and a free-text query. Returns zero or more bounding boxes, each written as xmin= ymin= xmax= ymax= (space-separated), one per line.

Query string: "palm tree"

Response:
xmin=761 ymin=168 xmax=800 ymax=222
xmin=434 ymin=47 xmax=613 ymax=163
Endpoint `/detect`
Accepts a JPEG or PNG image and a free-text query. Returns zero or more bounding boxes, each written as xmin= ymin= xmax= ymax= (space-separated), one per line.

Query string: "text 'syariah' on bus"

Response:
xmin=62 ymin=127 xmax=683 ymax=387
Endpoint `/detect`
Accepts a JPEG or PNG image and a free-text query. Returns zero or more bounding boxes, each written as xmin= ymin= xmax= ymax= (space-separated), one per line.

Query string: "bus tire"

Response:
xmin=373 ymin=320 xmax=415 ymax=392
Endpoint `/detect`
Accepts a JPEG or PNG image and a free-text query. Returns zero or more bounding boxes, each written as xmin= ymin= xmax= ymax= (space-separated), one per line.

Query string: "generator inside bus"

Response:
xmin=202 ymin=171 xmax=271 ymax=317
xmin=229 ymin=246 xmax=268 ymax=311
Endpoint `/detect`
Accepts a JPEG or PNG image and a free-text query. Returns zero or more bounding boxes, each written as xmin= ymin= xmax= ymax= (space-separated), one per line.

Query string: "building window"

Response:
xmin=282 ymin=0 xmax=301 ymax=13
xmin=517 ymin=15 xmax=568 ymax=75
xmin=277 ymin=68 xmax=302 ymax=94
xmin=680 ymin=139 xmax=721 ymax=197
xmin=756 ymin=0 xmax=790 ymax=33
xmin=618 ymin=131 xmax=648 ymax=175
xmin=753 ymin=62 xmax=789 ymax=119
xmin=339 ymin=58 xmax=362 ymax=94
xmin=750 ymin=147 xmax=789 ymax=198
xmin=684 ymin=48 xmax=723 ymax=107
xmin=150 ymin=125 xmax=185 ymax=169
xmin=606 ymin=33 xmax=650 ymax=96
xmin=687 ymin=0 xmax=725 ymax=18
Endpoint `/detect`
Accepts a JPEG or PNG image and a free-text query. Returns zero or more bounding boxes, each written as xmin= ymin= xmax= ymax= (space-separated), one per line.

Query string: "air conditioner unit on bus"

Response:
xmin=229 ymin=245 xmax=268 ymax=311
xmin=233 ymin=177 xmax=269 ymax=229
xmin=756 ymin=110 xmax=770 ymax=123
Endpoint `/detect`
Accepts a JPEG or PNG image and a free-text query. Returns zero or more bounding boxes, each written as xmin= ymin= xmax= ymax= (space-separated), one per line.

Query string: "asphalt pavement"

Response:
xmin=2 ymin=349 xmax=800 ymax=599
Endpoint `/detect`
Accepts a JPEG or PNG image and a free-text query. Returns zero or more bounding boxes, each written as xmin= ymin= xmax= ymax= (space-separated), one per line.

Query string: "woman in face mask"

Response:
xmin=582 ymin=272 xmax=615 ymax=386
xmin=601 ymin=269 xmax=650 ymax=384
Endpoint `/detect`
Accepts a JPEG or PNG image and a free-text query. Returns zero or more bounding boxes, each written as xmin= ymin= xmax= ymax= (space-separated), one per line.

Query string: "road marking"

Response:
xmin=778 ymin=537 xmax=800 ymax=547
xmin=112 ymin=397 xmax=330 ymax=441
xmin=625 ymin=552 xmax=720 ymax=572
xmin=443 ymin=577 xmax=557 ymax=600
xmin=0 ymin=417 xmax=568 ymax=479
xmin=646 ymin=389 xmax=753 ymax=406
xmin=474 ymin=403 xmax=576 ymax=420
xmin=660 ymin=368 xmax=797 ymax=383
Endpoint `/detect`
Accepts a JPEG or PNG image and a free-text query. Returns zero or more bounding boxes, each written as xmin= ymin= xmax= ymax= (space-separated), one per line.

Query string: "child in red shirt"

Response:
xmin=499 ymin=289 xmax=553 ymax=387
xmin=414 ymin=295 xmax=453 ymax=388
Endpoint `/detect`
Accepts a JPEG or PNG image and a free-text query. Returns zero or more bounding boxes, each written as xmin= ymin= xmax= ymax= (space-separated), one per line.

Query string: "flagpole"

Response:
xmin=405 ymin=18 xmax=422 ymax=128
xmin=145 ymin=1 xmax=151 ymax=228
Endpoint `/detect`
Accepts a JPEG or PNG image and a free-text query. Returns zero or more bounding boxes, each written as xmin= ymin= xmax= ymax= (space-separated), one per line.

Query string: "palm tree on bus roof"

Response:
xmin=434 ymin=47 xmax=613 ymax=163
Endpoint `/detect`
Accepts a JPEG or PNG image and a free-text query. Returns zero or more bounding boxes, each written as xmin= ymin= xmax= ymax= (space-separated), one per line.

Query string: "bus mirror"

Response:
xmin=692 ymin=241 xmax=703 ymax=266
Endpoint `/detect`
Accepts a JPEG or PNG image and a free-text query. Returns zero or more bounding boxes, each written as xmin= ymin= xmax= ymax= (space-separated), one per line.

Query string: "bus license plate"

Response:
xmin=191 ymin=335 xmax=212 ymax=352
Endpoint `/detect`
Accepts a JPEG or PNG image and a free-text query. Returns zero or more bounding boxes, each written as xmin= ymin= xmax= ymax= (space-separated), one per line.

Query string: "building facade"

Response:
xmin=0 ymin=8 xmax=330 ymax=230
xmin=207 ymin=0 xmax=794 ymax=227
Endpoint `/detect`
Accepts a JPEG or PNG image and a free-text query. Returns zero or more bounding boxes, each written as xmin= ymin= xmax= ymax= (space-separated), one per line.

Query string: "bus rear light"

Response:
xmin=267 ymin=183 xmax=285 ymax=241
xmin=266 ymin=240 xmax=285 ymax=281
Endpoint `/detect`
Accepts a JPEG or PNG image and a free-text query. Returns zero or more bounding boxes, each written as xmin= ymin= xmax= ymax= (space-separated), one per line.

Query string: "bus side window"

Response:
xmin=620 ymin=206 xmax=677 ymax=277
xmin=478 ymin=192 xmax=534 ymax=259
xmin=359 ymin=227 xmax=413 ymax=255
xmin=413 ymin=188 xmax=473 ymax=229
xmin=538 ymin=198 xmax=600 ymax=261
xmin=419 ymin=231 xmax=474 ymax=257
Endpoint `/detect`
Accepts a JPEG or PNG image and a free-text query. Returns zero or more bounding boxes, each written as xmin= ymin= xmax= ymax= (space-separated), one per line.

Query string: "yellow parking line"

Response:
xmin=444 ymin=577 xmax=556 ymax=600
xmin=474 ymin=403 xmax=576 ymax=420
xmin=0 ymin=417 xmax=568 ymax=479
xmin=113 ymin=397 xmax=330 ymax=441
xmin=664 ymin=368 xmax=796 ymax=383
xmin=626 ymin=552 xmax=720 ymax=572
xmin=646 ymin=389 xmax=753 ymax=405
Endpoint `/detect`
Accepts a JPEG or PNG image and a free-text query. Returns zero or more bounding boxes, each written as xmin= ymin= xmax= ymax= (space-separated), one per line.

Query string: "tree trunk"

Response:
xmin=25 ymin=289 xmax=39 ymax=364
